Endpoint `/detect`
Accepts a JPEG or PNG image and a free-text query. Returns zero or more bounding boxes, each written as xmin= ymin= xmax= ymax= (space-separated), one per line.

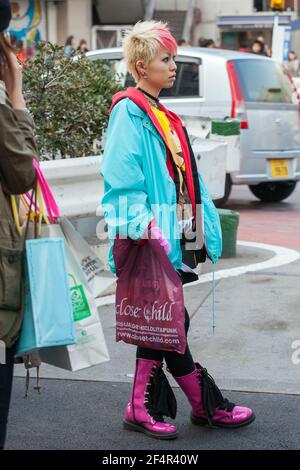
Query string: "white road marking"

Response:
xmin=95 ymin=241 xmax=300 ymax=307
xmin=187 ymin=241 xmax=300 ymax=286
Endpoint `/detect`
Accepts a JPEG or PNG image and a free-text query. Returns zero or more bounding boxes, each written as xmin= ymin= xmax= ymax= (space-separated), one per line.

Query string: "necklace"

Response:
xmin=137 ymin=86 xmax=160 ymax=109
xmin=137 ymin=86 xmax=159 ymax=102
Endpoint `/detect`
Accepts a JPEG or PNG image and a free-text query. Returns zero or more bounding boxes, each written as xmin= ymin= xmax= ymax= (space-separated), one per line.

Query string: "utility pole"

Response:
xmin=144 ymin=0 xmax=156 ymax=21
xmin=182 ymin=0 xmax=194 ymax=43
xmin=294 ymin=0 xmax=299 ymax=17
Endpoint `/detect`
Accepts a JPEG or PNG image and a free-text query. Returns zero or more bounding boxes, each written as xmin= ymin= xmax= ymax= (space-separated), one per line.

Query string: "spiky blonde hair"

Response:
xmin=122 ymin=20 xmax=177 ymax=83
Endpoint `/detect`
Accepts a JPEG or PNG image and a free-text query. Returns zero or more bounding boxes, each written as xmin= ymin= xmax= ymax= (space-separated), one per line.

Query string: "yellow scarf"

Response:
xmin=150 ymin=105 xmax=186 ymax=194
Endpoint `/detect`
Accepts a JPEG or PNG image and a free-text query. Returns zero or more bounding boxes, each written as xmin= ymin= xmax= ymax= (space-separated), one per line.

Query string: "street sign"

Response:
xmin=283 ymin=25 xmax=292 ymax=61
xmin=272 ymin=15 xmax=291 ymax=61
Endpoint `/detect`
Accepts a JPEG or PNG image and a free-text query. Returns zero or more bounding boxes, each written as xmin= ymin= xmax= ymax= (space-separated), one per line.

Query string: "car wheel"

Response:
xmin=214 ymin=174 xmax=232 ymax=208
xmin=248 ymin=181 xmax=297 ymax=202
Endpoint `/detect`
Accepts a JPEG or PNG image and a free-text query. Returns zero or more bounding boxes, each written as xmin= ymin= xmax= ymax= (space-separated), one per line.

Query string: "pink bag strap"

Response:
xmin=32 ymin=159 xmax=60 ymax=223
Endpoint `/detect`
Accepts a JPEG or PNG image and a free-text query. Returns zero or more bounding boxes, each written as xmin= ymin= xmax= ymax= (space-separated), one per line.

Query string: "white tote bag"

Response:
xmin=59 ymin=216 xmax=116 ymax=298
xmin=39 ymin=224 xmax=110 ymax=371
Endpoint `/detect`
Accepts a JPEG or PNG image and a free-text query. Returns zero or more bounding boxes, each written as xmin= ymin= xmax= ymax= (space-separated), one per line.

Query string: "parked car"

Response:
xmin=87 ymin=47 xmax=300 ymax=204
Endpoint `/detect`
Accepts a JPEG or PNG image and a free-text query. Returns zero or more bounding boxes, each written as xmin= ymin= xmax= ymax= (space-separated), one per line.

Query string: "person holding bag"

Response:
xmin=101 ymin=20 xmax=255 ymax=440
xmin=0 ymin=0 xmax=37 ymax=450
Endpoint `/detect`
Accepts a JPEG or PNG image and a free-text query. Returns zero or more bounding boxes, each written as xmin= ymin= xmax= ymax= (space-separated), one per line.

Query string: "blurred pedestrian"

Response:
xmin=177 ymin=38 xmax=190 ymax=46
xmin=265 ymin=44 xmax=272 ymax=57
xmin=64 ymin=35 xmax=76 ymax=57
xmin=287 ymin=50 xmax=300 ymax=77
xmin=198 ymin=37 xmax=216 ymax=48
xmin=256 ymin=35 xmax=270 ymax=56
xmin=4 ymin=34 xmax=26 ymax=63
xmin=250 ymin=39 xmax=267 ymax=55
xmin=0 ymin=0 xmax=38 ymax=450
xmin=15 ymin=39 xmax=26 ymax=63
xmin=77 ymin=39 xmax=89 ymax=54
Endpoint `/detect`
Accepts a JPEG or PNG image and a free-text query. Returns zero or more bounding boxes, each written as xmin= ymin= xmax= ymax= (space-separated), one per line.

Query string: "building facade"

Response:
xmin=7 ymin=0 xmax=92 ymax=50
xmin=193 ymin=0 xmax=298 ymax=50
xmin=6 ymin=0 xmax=300 ymax=55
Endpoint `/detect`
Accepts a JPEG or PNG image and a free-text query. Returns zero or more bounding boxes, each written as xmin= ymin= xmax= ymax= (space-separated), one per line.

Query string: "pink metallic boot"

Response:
xmin=173 ymin=363 xmax=255 ymax=428
xmin=123 ymin=358 xmax=178 ymax=440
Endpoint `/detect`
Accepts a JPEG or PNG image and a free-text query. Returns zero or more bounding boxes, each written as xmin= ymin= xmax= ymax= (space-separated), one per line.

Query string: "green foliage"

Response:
xmin=23 ymin=42 xmax=123 ymax=160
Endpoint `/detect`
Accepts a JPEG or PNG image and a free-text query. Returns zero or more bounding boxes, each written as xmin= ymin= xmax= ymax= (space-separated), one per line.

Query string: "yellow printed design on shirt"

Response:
xmin=150 ymin=104 xmax=194 ymax=238
xmin=151 ymin=105 xmax=186 ymax=193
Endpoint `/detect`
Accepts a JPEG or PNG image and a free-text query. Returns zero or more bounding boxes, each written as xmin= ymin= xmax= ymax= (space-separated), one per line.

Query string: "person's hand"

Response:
xmin=134 ymin=218 xmax=171 ymax=255
xmin=0 ymin=33 xmax=26 ymax=109
xmin=149 ymin=225 xmax=171 ymax=255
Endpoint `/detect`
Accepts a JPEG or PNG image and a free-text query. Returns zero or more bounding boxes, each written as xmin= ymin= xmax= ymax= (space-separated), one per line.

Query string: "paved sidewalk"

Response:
xmin=6 ymin=378 xmax=300 ymax=450
xmin=9 ymin=239 xmax=300 ymax=450
xmin=14 ymin=242 xmax=300 ymax=395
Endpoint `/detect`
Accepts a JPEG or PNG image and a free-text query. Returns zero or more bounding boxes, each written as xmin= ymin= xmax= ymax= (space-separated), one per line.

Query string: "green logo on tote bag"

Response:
xmin=68 ymin=274 xmax=91 ymax=321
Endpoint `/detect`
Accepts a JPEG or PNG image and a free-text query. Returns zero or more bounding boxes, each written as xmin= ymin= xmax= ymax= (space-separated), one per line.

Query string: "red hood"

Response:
xmin=110 ymin=87 xmax=183 ymax=141
xmin=109 ymin=87 xmax=197 ymax=220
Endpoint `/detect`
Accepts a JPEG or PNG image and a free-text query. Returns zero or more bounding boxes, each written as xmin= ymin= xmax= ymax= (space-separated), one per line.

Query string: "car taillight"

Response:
xmin=226 ymin=60 xmax=248 ymax=129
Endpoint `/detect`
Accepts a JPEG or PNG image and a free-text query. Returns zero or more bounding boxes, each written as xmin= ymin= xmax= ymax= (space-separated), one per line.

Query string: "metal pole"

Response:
xmin=182 ymin=0 xmax=194 ymax=42
xmin=294 ymin=0 xmax=299 ymax=17
xmin=144 ymin=0 xmax=156 ymax=21
xmin=292 ymin=0 xmax=299 ymax=58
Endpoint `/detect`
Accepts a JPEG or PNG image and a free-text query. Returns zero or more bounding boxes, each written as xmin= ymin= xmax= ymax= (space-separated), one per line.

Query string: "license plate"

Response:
xmin=269 ymin=159 xmax=289 ymax=178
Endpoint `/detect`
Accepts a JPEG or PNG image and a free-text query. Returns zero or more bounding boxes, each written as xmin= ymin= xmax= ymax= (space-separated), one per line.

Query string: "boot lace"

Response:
xmin=197 ymin=363 xmax=235 ymax=425
xmin=145 ymin=364 xmax=177 ymax=422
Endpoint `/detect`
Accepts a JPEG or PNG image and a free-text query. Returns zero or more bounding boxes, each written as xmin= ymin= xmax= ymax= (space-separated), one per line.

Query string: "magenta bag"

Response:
xmin=113 ymin=236 xmax=186 ymax=354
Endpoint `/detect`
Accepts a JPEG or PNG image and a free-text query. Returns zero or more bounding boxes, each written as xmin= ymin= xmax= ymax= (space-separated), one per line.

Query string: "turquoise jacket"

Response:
xmin=100 ymin=95 xmax=222 ymax=274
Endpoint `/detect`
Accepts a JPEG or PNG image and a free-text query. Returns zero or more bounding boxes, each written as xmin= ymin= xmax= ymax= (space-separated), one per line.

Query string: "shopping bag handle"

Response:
xmin=22 ymin=181 xmax=38 ymax=253
xmin=32 ymin=159 xmax=60 ymax=223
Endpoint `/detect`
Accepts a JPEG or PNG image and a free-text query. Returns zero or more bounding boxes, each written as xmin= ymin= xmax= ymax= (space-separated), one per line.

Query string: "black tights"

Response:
xmin=136 ymin=307 xmax=195 ymax=377
xmin=0 ymin=345 xmax=15 ymax=450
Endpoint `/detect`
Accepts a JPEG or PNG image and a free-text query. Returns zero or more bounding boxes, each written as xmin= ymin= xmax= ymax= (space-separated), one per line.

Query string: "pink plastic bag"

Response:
xmin=113 ymin=235 xmax=186 ymax=354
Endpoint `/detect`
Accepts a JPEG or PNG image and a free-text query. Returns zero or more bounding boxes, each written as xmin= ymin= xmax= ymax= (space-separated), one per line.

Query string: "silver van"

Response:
xmin=87 ymin=47 xmax=300 ymax=204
